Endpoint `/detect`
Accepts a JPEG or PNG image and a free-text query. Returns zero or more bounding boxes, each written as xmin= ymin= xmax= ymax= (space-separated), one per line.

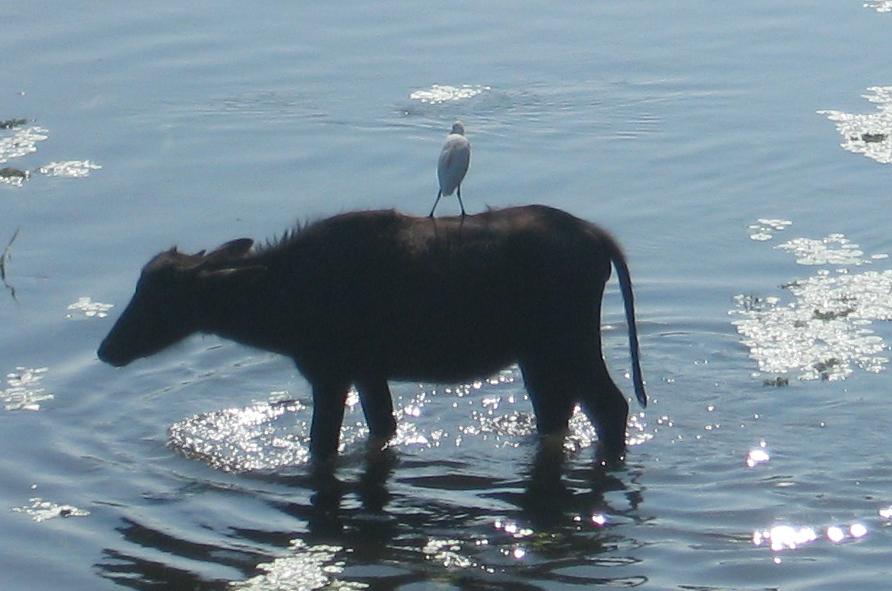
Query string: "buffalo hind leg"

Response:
xmin=356 ymin=377 xmax=397 ymax=445
xmin=521 ymin=351 xmax=630 ymax=464
xmin=519 ymin=359 xmax=577 ymax=437
xmin=577 ymin=359 xmax=630 ymax=464
xmin=309 ymin=380 xmax=350 ymax=460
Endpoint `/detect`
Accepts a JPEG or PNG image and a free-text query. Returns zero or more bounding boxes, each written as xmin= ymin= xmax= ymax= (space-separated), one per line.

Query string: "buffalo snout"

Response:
xmin=97 ymin=337 xmax=131 ymax=367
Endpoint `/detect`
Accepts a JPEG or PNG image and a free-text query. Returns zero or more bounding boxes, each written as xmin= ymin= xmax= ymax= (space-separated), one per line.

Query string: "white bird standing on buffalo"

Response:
xmin=429 ymin=121 xmax=471 ymax=217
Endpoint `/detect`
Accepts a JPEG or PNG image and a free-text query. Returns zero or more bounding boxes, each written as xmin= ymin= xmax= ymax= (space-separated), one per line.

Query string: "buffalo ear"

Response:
xmin=208 ymin=238 xmax=254 ymax=260
xmin=187 ymin=239 xmax=257 ymax=278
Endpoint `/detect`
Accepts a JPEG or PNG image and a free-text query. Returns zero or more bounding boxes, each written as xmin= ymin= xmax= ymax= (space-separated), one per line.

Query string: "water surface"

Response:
xmin=2 ymin=2 xmax=892 ymax=590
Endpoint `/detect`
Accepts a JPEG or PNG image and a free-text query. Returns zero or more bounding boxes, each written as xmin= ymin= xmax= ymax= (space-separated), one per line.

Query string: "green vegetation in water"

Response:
xmin=0 ymin=118 xmax=27 ymax=130
xmin=734 ymin=293 xmax=777 ymax=313
xmin=733 ymin=225 xmax=892 ymax=381
xmin=1 ymin=227 xmax=20 ymax=301
xmin=813 ymin=358 xmax=843 ymax=381
xmin=861 ymin=133 xmax=888 ymax=143
xmin=812 ymin=307 xmax=855 ymax=321
xmin=0 ymin=167 xmax=28 ymax=179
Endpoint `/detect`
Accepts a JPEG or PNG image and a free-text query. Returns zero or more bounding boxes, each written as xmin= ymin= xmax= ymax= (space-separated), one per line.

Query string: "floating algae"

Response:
xmin=38 ymin=160 xmax=102 ymax=178
xmin=0 ymin=118 xmax=27 ymax=130
xmin=820 ymin=87 xmax=892 ymax=164
xmin=1 ymin=124 xmax=101 ymax=186
xmin=11 ymin=497 xmax=90 ymax=522
xmin=232 ymin=540 xmax=366 ymax=591
xmin=66 ymin=297 xmax=114 ymax=319
xmin=864 ymin=0 xmax=892 ymax=13
xmin=732 ymin=225 xmax=892 ymax=381
xmin=2 ymin=366 xmax=53 ymax=411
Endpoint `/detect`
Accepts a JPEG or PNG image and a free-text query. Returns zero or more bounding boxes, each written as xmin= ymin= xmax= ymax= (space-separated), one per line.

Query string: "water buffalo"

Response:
xmin=98 ymin=205 xmax=646 ymax=463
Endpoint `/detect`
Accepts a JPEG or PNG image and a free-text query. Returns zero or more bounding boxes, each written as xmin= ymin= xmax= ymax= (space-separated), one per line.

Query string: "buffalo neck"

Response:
xmin=199 ymin=259 xmax=303 ymax=358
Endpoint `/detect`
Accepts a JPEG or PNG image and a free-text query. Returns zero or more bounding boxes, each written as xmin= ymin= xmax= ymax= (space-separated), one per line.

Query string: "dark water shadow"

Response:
xmin=96 ymin=444 xmax=646 ymax=589
xmin=254 ymin=449 xmax=400 ymax=540
xmin=96 ymin=516 xmax=267 ymax=590
xmin=499 ymin=443 xmax=644 ymax=528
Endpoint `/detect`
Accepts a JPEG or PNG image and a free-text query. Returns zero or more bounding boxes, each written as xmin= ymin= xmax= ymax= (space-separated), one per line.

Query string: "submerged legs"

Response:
xmin=519 ymin=358 xmax=578 ymax=437
xmin=356 ymin=378 xmax=397 ymax=441
xmin=577 ymin=366 xmax=630 ymax=463
xmin=519 ymin=313 xmax=630 ymax=463
xmin=309 ymin=377 xmax=397 ymax=460
xmin=309 ymin=381 xmax=349 ymax=459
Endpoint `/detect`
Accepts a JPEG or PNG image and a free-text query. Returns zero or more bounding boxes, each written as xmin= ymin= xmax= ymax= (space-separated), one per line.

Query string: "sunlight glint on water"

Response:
xmin=4 ymin=2 xmax=892 ymax=589
xmin=821 ymin=87 xmax=892 ymax=164
xmin=732 ymin=222 xmax=892 ymax=381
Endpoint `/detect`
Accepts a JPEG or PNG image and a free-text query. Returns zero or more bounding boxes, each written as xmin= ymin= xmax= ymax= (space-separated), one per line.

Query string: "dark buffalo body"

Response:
xmin=98 ymin=205 xmax=646 ymax=462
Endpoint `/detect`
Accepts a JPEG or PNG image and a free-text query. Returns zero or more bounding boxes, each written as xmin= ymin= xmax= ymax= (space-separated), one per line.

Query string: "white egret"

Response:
xmin=429 ymin=121 xmax=471 ymax=217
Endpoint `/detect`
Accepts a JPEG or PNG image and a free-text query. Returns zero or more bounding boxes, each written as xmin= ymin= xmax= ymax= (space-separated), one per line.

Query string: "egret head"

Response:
xmin=451 ymin=121 xmax=465 ymax=135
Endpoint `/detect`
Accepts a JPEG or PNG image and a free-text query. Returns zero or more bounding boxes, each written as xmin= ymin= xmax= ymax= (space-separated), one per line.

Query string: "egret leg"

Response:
xmin=428 ymin=191 xmax=443 ymax=217
xmin=457 ymin=185 xmax=466 ymax=216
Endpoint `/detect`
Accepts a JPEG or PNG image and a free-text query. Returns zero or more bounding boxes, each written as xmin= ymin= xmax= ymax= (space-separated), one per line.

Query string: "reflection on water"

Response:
xmin=95 ymin=442 xmax=646 ymax=590
xmin=400 ymin=83 xmax=502 ymax=120
xmin=753 ymin=521 xmax=868 ymax=554
xmin=38 ymin=160 xmax=102 ymax=178
xmin=0 ymin=125 xmax=47 ymax=164
xmin=66 ymin=296 xmax=114 ymax=319
xmin=169 ymin=399 xmax=312 ymax=472
xmin=408 ymin=84 xmax=492 ymax=105
xmin=11 ymin=496 xmax=90 ymax=522
xmin=732 ymin=222 xmax=892 ymax=381
xmin=864 ymin=0 xmax=892 ymax=13
xmin=168 ymin=374 xmax=650 ymax=474
xmin=777 ymin=233 xmax=869 ymax=266
xmin=0 ymin=125 xmax=47 ymax=186
xmin=745 ymin=440 xmax=770 ymax=468
xmin=159 ymin=366 xmax=651 ymax=585
xmin=99 ymin=516 xmax=265 ymax=590
xmin=423 ymin=537 xmax=479 ymax=569
xmin=400 ymin=80 xmax=664 ymax=144
xmin=2 ymin=366 xmax=52 ymax=411
xmin=7 ymin=1 xmax=892 ymax=588
xmin=0 ymin=124 xmax=101 ymax=186
xmin=233 ymin=540 xmax=367 ymax=591
xmin=821 ymin=86 xmax=892 ymax=164
xmin=748 ymin=218 xmax=792 ymax=242
xmin=753 ymin=524 xmax=817 ymax=552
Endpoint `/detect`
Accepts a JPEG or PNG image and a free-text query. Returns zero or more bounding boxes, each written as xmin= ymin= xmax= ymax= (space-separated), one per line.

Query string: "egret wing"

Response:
xmin=437 ymin=135 xmax=470 ymax=196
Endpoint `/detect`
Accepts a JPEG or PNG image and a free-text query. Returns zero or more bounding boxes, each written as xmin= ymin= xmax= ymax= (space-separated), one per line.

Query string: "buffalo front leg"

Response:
xmin=356 ymin=377 xmax=397 ymax=442
xmin=309 ymin=380 xmax=350 ymax=460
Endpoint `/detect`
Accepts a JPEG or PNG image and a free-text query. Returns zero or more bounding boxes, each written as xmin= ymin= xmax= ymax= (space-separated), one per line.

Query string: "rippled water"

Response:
xmin=3 ymin=2 xmax=892 ymax=590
